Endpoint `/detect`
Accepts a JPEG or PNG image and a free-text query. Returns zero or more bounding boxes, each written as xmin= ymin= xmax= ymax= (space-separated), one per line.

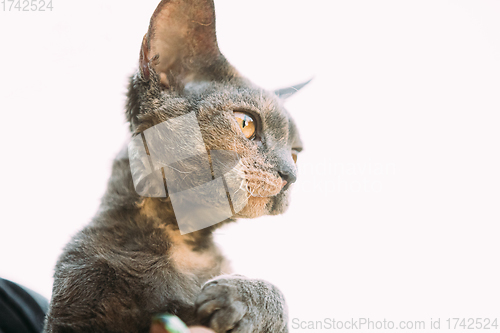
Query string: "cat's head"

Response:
xmin=126 ymin=0 xmax=307 ymax=221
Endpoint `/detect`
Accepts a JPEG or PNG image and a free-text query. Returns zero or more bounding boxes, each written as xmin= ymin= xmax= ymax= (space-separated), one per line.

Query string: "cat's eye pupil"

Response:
xmin=233 ymin=111 xmax=256 ymax=139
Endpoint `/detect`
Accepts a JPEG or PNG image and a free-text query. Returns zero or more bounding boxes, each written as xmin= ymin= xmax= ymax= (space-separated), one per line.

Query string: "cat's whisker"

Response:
xmin=238 ymin=181 xmax=254 ymax=198
xmin=166 ymin=165 xmax=192 ymax=174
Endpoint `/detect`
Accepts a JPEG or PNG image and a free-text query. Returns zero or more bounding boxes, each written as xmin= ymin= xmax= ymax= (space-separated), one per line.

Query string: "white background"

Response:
xmin=1 ymin=0 xmax=499 ymax=331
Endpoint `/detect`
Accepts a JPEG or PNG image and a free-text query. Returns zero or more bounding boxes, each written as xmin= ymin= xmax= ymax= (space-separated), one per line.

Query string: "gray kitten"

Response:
xmin=44 ymin=0 xmax=306 ymax=332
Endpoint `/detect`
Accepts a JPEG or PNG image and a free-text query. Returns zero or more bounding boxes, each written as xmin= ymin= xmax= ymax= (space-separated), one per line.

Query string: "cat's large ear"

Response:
xmin=140 ymin=0 xmax=226 ymax=86
xmin=274 ymin=78 xmax=313 ymax=100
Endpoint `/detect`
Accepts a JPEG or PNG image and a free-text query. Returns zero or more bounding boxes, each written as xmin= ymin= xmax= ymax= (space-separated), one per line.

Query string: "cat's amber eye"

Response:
xmin=233 ymin=111 xmax=256 ymax=139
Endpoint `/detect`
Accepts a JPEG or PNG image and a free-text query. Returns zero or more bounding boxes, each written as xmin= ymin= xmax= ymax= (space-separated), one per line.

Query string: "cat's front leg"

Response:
xmin=195 ymin=275 xmax=288 ymax=333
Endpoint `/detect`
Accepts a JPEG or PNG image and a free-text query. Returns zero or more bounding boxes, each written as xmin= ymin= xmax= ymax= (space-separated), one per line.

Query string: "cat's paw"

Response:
xmin=195 ymin=279 xmax=249 ymax=332
xmin=195 ymin=275 xmax=288 ymax=333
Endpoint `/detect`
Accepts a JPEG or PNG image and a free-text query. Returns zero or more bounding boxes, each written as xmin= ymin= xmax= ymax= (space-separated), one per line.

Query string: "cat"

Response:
xmin=43 ymin=0 xmax=308 ymax=332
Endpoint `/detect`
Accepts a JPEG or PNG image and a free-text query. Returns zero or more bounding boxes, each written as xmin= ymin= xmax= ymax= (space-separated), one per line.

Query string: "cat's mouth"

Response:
xmin=236 ymin=183 xmax=290 ymax=218
xmin=233 ymin=177 xmax=289 ymax=218
xmin=230 ymin=157 xmax=291 ymax=218
xmin=237 ymin=159 xmax=287 ymax=198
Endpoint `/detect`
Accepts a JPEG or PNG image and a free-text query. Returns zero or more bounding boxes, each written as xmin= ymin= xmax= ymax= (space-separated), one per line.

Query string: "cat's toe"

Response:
xmin=195 ymin=282 xmax=248 ymax=333
xmin=230 ymin=317 xmax=255 ymax=333
xmin=208 ymin=301 xmax=247 ymax=332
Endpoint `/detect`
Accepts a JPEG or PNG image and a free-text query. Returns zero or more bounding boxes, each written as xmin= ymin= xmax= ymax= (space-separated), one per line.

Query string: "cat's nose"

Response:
xmin=275 ymin=149 xmax=297 ymax=190
xmin=278 ymin=170 xmax=297 ymax=191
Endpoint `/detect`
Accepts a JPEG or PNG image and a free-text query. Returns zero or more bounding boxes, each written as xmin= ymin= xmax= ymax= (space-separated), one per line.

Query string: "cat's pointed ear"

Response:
xmin=139 ymin=0 xmax=222 ymax=86
xmin=274 ymin=78 xmax=313 ymax=100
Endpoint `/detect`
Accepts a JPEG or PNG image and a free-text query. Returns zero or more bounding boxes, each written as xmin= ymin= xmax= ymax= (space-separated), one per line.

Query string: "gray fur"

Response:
xmin=44 ymin=0 xmax=303 ymax=332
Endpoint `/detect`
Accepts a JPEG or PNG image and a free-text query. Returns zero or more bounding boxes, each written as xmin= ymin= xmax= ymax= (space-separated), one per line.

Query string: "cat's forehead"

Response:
xmin=185 ymin=81 xmax=287 ymax=120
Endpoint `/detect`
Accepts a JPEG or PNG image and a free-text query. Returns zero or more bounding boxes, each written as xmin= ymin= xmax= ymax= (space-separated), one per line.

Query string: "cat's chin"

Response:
xmin=267 ymin=190 xmax=291 ymax=216
xmin=235 ymin=196 xmax=270 ymax=218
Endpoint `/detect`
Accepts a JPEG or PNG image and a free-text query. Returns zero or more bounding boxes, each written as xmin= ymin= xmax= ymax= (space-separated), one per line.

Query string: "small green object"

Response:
xmin=153 ymin=314 xmax=189 ymax=333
